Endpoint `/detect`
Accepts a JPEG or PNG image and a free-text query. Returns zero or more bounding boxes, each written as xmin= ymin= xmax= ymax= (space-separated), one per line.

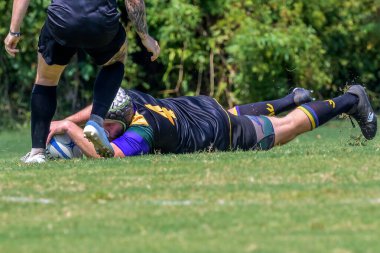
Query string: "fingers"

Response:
xmin=150 ymin=41 xmax=161 ymax=62
xmin=46 ymin=122 xmax=59 ymax=144
xmin=4 ymin=40 xmax=20 ymax=57
xmin=46 ymin=131 xmax=54 ymax=145
xmin=4 ymin=35 xmax=20 ymax=57
xmin=5 ymin=47 xmax=19 ymax=57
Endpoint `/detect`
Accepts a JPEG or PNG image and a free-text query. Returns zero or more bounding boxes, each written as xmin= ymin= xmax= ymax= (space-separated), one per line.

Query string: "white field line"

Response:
xmin=145 ymin=198 xmax=380 ymax=207
xmin=339 ymin=198 xmax=380 ymax=205
xmin=368 ymin=198 xmax=380 ymax=204
xmin=148 ymin=200 xmax=199 ymax=206
xmin=2 ymin=197 xmax=380 ymax=207
xmin=1 ymin=196 xmax=54 ymax=205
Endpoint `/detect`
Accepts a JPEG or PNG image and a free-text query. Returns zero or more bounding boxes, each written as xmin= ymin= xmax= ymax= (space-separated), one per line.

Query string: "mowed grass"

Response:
xmin=1 ymin=121 xmax=380 ymax=253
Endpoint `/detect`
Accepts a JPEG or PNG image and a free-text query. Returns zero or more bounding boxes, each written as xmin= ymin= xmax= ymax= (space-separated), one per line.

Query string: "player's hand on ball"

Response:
xmin=4 ymin=33 xmax=21 ymax=57
xmin=141 ymin=35 xmax=160 ymax=62
xmin=47 ymin=120 xmax=70 ymax=145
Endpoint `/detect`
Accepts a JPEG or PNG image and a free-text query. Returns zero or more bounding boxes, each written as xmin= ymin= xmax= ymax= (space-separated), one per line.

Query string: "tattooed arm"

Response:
xmin=125 ymin=0 xmax=160 ymax=61
xmin=125 ymin=0 xmax=148 ymax=38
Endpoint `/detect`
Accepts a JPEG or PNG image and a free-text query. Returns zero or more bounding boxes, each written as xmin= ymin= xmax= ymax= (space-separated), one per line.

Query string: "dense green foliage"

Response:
xmin=1 ymin=122 xmax=380 ymax=252
xmin=1 ymin=0 xmax=380 ymax=126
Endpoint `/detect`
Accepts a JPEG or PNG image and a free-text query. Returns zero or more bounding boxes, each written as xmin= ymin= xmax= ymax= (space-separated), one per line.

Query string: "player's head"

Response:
xmin=104 ymin=121 xmax=125 ymax=141
xmin=105 ymin=88 xmax=135 ymax=132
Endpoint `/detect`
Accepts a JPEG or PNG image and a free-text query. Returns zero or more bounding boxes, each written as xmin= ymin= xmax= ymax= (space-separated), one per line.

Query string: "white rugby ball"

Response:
xmin=46 ymin=133 xmax=83 ymax=160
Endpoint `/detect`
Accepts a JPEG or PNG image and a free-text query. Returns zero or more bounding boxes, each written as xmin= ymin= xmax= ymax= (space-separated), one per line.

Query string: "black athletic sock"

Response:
xmin=91 ymin=62 xmax=125 ymax=120
xmin=232 ymin=93 xmax=296 ymax=116
xmin=31 ymin=85 xmax=57 ymax=149
xmin=298 ymin=93 xmax=359 ymax=129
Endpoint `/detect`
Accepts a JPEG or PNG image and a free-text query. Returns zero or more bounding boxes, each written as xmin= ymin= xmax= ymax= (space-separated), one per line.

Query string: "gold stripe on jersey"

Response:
xmin=145 ymin=104 xmax=177 ymax=126
xmin=130 ymin=112 xmax=149 ymax=127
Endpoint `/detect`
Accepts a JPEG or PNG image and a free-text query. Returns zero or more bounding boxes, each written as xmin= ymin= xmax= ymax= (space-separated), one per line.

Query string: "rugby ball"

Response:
xmin=46 ymin=133 xmax=83 ymax=160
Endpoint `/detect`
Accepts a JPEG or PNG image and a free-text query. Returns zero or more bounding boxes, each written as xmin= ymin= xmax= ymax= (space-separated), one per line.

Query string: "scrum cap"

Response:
xmin=105 ymin=88 xmax=135 ymax=131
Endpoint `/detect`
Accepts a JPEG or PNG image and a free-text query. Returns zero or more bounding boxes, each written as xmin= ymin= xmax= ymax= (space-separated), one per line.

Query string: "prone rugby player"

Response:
xmin=47 ymin=85 xmax=377 ymax=159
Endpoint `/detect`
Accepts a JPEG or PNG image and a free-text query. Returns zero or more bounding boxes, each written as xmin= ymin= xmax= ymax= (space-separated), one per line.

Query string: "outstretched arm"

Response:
xmin=62 ymin=121 xmax=100 ymax=158
xmin=47 ymin=105 xmax=93 ymax=144
xmin=65 ymin=105 xmax=93 ymax=125
xmin=4 ymin=0 xmax=31 ymax=57
xmin=125 ymin=0 xmax=160 ymax=61
xmin=48 ymin=120 xmax=124 ymax=158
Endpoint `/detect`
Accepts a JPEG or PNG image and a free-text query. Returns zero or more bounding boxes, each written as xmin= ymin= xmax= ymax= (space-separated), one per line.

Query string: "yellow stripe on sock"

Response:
xmin=298 ymin=106 xmax=316 ymax=130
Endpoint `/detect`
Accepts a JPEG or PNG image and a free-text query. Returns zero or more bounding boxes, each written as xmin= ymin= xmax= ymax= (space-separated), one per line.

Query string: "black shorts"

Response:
xmin=37 ymin=22 xmax=126 ymax=66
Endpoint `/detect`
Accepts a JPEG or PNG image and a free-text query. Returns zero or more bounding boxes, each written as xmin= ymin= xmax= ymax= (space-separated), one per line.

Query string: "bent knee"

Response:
xmin=35 ymin=75 xmax=61 ymax=86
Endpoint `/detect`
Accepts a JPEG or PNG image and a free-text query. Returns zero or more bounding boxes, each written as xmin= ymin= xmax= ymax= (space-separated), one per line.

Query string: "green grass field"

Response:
xmin=1 ymin=121 xmax=380 ymax=253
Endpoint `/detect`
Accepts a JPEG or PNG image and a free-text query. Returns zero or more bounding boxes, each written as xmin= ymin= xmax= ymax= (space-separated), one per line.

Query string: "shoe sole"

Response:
xmin=84 ymin=125 xmax=114 ymax=158
xmin=24 ymin=156 xmax=46 ymax=164
xmin=347 ymin=85 xmax=377 ymax=140
xmin=25 ymin=159 xmax=46 ymax=164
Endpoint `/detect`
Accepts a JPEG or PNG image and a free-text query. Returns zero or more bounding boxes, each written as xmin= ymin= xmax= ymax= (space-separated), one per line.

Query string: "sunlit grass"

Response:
xmin=0 ymin=121 xmax=379 ymax=253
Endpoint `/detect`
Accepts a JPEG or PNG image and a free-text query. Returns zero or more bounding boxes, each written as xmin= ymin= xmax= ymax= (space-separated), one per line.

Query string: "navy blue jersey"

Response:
xmin=127 ymin=90 xmax=233 ymax=154
xmin=47 ymin=0 xmax=120 ymax=48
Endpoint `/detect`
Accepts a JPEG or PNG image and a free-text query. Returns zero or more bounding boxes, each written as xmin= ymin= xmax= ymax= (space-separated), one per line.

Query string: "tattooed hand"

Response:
xmin=141 ymin=34 xmax=160 ymax=61
xmin=125 ymin=0 xmax=160 ymax=61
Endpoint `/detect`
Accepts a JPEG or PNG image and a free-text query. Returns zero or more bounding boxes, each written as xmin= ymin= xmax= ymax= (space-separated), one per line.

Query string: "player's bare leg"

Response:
xmin=269 ymin=109 xmax=312 ymax=145
xmin=35 ymin=53 xmax=66 ymax=85
xmin=22 ymin=53 xmax=66 ymax=163
xmin=83 ymin=42 xmax=127 ymax=158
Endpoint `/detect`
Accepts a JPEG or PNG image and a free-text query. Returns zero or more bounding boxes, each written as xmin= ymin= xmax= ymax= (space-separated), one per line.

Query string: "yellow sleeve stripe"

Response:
xmin=229 ymin=107 xmax=239 ymax=116
xmin=298 ymin=106 xmax=316 ymax=130
xmin=130 ymin=112 xmax=149 ymax=126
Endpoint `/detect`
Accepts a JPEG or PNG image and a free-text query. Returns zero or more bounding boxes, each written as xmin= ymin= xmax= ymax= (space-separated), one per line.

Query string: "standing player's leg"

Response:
xmin=22 ymin=53 xmax=66 ymax=163
xmin=83 ymin=25 xmax=127 ymax=158
xmin=269 ymin=85 xmax=377 ymax=146
xmin=21 ymin=23 xmax=76 ymax=163
xmin=91 ymin=43 xmax=127 ymax=122
xmin=229 ymin=88 xmax=313 ymax=117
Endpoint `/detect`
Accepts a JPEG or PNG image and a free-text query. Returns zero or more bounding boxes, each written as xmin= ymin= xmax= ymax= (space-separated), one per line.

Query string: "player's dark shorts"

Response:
xmin=37 ymin=22 xmax=126 ymax=66
xmin=231 ymin=115 xmax=275 ymax=151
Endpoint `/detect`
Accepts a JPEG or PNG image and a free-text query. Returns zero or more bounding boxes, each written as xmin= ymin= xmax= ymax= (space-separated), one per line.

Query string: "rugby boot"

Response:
xmin=346 ymin=85 xmax=377 ymax=140
xmin=292 ymin=87 xmax=314 ymax=105
xmin=21 ymin=152 xmax=46 ymax=164
xmin=83 ymin=120 xmax=114 ymax=158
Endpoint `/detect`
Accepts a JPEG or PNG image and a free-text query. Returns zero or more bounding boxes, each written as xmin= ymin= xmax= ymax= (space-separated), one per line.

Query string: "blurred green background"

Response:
xmin=1 ymin=0 xmax=380 ymax=128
